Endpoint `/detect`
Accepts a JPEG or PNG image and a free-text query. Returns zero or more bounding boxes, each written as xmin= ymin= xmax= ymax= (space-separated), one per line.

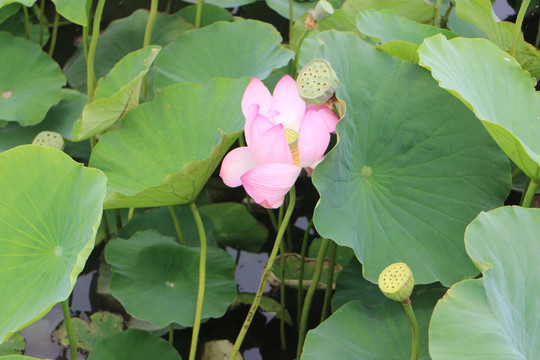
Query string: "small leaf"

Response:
xmin=0 ymin=333 xmax=24 ymax=355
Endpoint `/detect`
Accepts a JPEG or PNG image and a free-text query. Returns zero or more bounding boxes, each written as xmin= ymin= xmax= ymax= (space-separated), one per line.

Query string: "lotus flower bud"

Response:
xmin=32 ymin=131 xmax=65 ymax=151
xmin=378 ymin=262 xmax=414 ymax=302
xmin=297 ymin=59 xmax=339 ymax=106
xmin=309 ymin=0 xmax=334 ymax=22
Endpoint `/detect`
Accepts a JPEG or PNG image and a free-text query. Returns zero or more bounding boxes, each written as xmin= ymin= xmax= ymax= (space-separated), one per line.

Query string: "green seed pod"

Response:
xmin=309 ymin=0 xmax=334 ymax=22
xmin=32 ymin=131 xmax=65 ymax=151
xmin=378 ymin=262 xmax=414 ymax=302
xmin=297 ymin=59 xmax=339 ymax=106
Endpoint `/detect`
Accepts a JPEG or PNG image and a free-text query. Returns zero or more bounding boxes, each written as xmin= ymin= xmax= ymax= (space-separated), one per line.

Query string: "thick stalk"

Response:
xmin=293 ymin=29 xmax=309 ymax=76
xmin=266 ymin=208 xmax=278 ymax=233
xmin=127 ymin=207 xmax=135 ymax=221
xmin=279 ymin=239 xmax=287 ymax=350
xmin=61 ymin=299 xmax=78 ymax=360
xmin=511 ymin=0 xmax=531 ymax=58
xmin=433 ymin=0 xmax=442 ymax=27
xmin=195 ymin=0 xmax=203 ymax=29
xmin=168 ymin=205 xmax=186 ymax=245
xmin=188 ymin=202 xmax=207 ymax=360
xmin=39 ymin=0 xmax=45 ymax=47
xmin=114 ymin=209 xmax=122 ymax=231
xmin=87 ymin=0 xmax=107 ymax=102
xmin=229 ymin=187 xmax=296 ymax=360
xmin=169 ymin=323 xmax=174 ymax=345
xmin=142 ymin=0 xmax=159 ymax=98
xmin=320 ymin=240 xmax=337 ymax=321
xmin=48 ymin=11 xmax=60 ymax=57
xmin=22 ymin=6 xmax=31 ymax=40
xmin=101 ymin=211 xmax=111 ymax=241
xmin=297 ymin=237 xmax=330 ymax=358
xmin=297 ymin=218 xmax=313 ymax=325
xmin=522 ymin=179 xmax=539 ymax=207
xmin=82 ymin=0 xmax=92 ymax=62
xmin=402 ymin=299 xmax=419 ymax=360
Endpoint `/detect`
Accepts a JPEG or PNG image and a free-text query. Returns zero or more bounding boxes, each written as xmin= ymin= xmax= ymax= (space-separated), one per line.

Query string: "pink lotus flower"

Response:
xmin=219 ymin=75 xmax=339 ymax=209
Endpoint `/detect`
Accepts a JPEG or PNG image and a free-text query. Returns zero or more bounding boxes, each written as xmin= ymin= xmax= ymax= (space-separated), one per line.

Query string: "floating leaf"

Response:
xmin=72 ymin=46 xmax=161 ymax=141
xmin=233 ymin=294 xmax=292 ymax=326
xmin=0 ymin=32 xmax=64 ymax=126
xmin=90 ymin=78 xmax=249 ymax=209
xmin=0 ymin=145 xmax=106 ymax=343
xmin=177 ymin=4 xmax=234 ymax=27
xmin=154 ymin=20 xmax=293 ymax=90
xmin=311 ymin=31 xmax=510 ymax=286
xmin=87 ymin=329 xmax=181 ymax=360
xmin=0 ymin=333 xmax=24 ymax=355
xmin=430 ymin=206 xmax=540 ymax=359
xmin=105 ymin=231 xmax=237 ymax=328
xmin=419 ymin=35 xmax=540 ymax=180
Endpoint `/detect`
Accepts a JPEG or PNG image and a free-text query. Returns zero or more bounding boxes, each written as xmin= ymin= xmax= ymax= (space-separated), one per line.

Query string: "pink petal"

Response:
xmin=241 ymin=163 xmax=301 ymax=208
xmin=298 ymin=110 xmax=331 ymax=167
xmin=271 ymin=75 xmax=306 ymax=131
xmin=250 ymin=124 xmax=294 ymax=165
xmin=306 ymin=104 xmax=340 ymax=133
xmin=242 ymin=78 xmax=272 ymax=120
xmin=245 ymin=113 xmax=274 ymax=147
xmin=220 ymin=147 xmax=258 ymax=187
xmin=305 ymin=156 xmax=325 ymax=176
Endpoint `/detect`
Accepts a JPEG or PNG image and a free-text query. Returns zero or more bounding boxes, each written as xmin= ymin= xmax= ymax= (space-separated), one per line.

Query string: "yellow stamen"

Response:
xmin=284 ymin=129 xmax=300 ymax=166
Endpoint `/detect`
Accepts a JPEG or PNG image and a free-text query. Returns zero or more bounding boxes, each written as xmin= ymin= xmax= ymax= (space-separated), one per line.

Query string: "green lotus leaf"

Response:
xmin=301 ymin=289 xmax=444 ymax=359
xmin=89 ymin=77 xmax=249 ymax=209
xmin=430 ymin=206 xmax=540 ymax=358
xmin=454 ymin=0 xmax=540 ymax=77
xmin=0 ymin=89 xmax=86 ymax=152
xmin=54 ymin=312 xmax=123 ymax=352
xmin=419 ymin=35 xmax=540 ymax=180
xmin=154 ymin=20 xmax=293 ymax=90
xmin=0 ymin=3 xmax=19 ymax=24
xmin=0 ymin=0 xmax=86 ymax=24
xmin=0 ymin=1 xmax=33 ymax=7
xmin=265 ymin=0 xmax=344 ymax=21
xmin=447 ymin=7 xmax=487 ymax=39
xmin=182 ymin=0 xmax=254 ymax=6
xmin=105 ymin=231 xmax=237 ymax=328
xmin=0 ymin=32 xmax=65 ymax=126
xmin=311 ymin=31 xmax=510 ymax=286
xmin=0 ymin=333 xmax=24 ymax=355
xmin=87 ymin=329 xmax=181 ymax=360
xmin=356 ymin=10 xmax=457 ymax=62
xmin=177 ymin=3 xmax=234 ymax=27
xmin=0 ymin=11 xmax=49 ymax=44
xmin=0 ymin=145 xmax=107 ymax=343
xmin=72 ymin=46 xmax=161 ymax=141
xmin=332 ymin=0 xmax=435 ymax=25
xmin=65 ymin=9 xmax=192 ymax=92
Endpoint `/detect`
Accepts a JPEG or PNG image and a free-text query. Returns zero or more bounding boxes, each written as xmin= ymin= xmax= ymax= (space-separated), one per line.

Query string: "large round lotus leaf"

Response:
xmin=177 ymin=4 xmax=233 ymax=27
xmin=0 ymin=145 xmax=106 ymax=343
xmin=301 ymin=289 xmax=443 ymax=359
xmin=87 ymin=329 xmax=181 ymax=360
xmin=0 ymin=32 xmax=65 ymax=126
xmin=0 ymin=0 xmax=86 ymax=24
xmin=65 ymin=10 xmax=192 ymax=92
xmin=72 ymin=46 xmax=161 ymax=141
xmin=0 ymin=3 xmax=19 ymax=24
xmin=311 ymin=31 xmax=510 ymax=286
xmin=154 ymin=20 xmax=293 ymax=90
xmin=89 ymin=77 xmax=249 ymax=209
xmin=419 ymin=35 xmax=540 ymax=180
xmin=105 ymin=231 xmax=237 ymax=328
xmin=430 ymin=206 xmax=540 ymax=359
xmin=265 ymin=0 xmax=344 ymax=21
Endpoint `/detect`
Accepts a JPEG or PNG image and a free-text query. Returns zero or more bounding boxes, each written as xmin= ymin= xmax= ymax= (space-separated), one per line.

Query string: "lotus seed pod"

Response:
xmin=309 ymin=0 xmax=334 ymax=22
xmin=297 ymin=59 xmax=339 ymax=106
xmin=32 ymin=131 xmax=65 ymax=151
xmin=378 ymin=262 xmax=414 ymax=302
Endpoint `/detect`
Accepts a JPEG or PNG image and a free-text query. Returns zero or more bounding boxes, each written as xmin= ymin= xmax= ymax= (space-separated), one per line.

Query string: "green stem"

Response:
xmin=320 ymin=240 xmax=337 ymax=321
xmin=127 ymin=207 xmax=135 ymax=221
xmin=188 ymin=202 xmax=207 ymax=360
xmin=511 ymin=0 xmax=531 ymax=58
xmin=101 ymin=210 xmax=111 ymax=241
xmin=440 ymin=2 xmax=453 ymax=29
xmin=293 ymin=29 xmax=309 ymax=76
xmin=87 ymin=0 xmax=107 ymax=103
xmin=402 ymin=299 xmax=419 ymax=360
xmin=266 ymin=208 xmax=278 ymax=233
xmin=229 ymin=187 xmax=296 ymax=360
xmin=433 ymin=0 xmax=442 ymax=27
xmin=511 ymin=166 xmax=522 ymax=180
xmin=61 ymin=299 xmax=78 ymax=360
xmin=279 ymin=239 xmax=287 ymax=350
xmin=39 ymin=0 xmax=45 ymax=47
xmin=114 ymin=209 xmax=122 ymax=231
xmin=297 ymin=218 xmax=313 ymax=325
xmin=297 ymin=237 xmax=330 ymax=358
xmin=536 ymin=18 xmax=540 ymax=48
xmin=48 ymin=11 xmax=60 ymax=57
xmin=169 ymin=323 xmax=174 ymax=345
xmin=522 ymin=179 xmax=539 ymax=207
xmin=238 ymin=135 xmax=246 ymax=147
xmin=83 ymin=0 xmax=92 ymax=63
xmin=289 ymin=0 xmax=293 ymax=45
xmin=142 ymin=0 xmax=159 ymax=99
xmin=168 ymin=205 xmax=186 ymax=245
xmin=195 ymin=0 xmax=203 ymax=29
xmin=22 ymin=6 xmax=31 ymax=40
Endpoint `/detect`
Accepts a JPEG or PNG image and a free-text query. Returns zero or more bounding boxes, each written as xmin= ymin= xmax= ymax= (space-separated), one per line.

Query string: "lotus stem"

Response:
xmin=433 ymin=0 xmax=442 ymax=27
xmin=22 ymin=6 xmax=31 ymax=40
xmin=522 ymin=178 xmax=539 ymax=207
xmin=168 ymin=205 xmax=186 ymax=245
xmin=169 ymin=323 xmax=174 ymax=345
xmin=39 ymin=0 xmax=45 ymax=47
xmin=402 ymin=298 xmax=419 ymax=360
xmin=83 ymin=0 xmax=92 ymax=62
xmin=195 ymin=0 xmax=203 ymax=29
xmin=320 ymin=240 xmax=337 ymax=321
xmin=297 ymin=217 xmax=313 ymax=325
xmin=511 ymin=0 xmax=531 ymax=58
xmin=188 ymin=201 xmax=207 ymax=360
xmin=114 ymin=209 xmax=122 ymax=231
xmin=279 ymin=239 xmax=287 ymax=350
xmin=48 ymin=11 xmax=60 ymax=57
xmin=229 ymin=186 xmax=296 ymax=360
xmin=142 ymin=0 xmax=158 ymax=98
xmin=127 ymin=207 xmax=135 ymax=221
xmin=101 ymin=211 xmax=111 ymax=241
xmin=289 ymin=0 xmax=293 ymax=45
xmin=61 ymin=299 xmax=78 ymax=360
xmin=293 ymin=29 xmax=309 ymax=76
xmin=297 ymin=237 xmax=330 ymax=358
xmin=87 ymin=0 xmax=107 ymax=103
xmin=266 ymin=208 xmax=278 ymax=233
